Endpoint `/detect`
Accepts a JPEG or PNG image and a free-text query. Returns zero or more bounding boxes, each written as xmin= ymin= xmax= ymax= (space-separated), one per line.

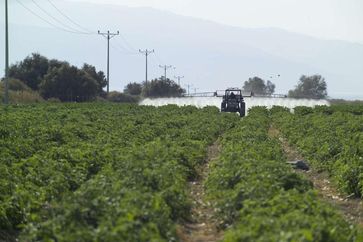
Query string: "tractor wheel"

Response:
xmin=239 ymin=103 xmax=246 ymax=117
xmin=221 ymin=102 xmax=226 ymax=112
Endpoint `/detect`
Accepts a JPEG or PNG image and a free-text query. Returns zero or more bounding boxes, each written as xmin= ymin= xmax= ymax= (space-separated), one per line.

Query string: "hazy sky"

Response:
xmin=1 ymin=0 xmax=362 ymax=99
xmin=68 ymin=0 xmax=363 ymax=44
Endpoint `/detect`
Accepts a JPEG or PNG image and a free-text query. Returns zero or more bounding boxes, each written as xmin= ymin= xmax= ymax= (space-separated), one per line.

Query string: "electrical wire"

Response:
xmin=118 ymin=33 xmax=137 ymax=52
xmin=45 ymin=0 xmax=96 ymax=34
xmin=111 ymin=40 xmax=131 ymax=52
xmin=15 ymin=0 xmax=88 ymax=34
xmin=16 ymin=0 xmax=160 ymax=61
xmin=149 ymin=54 xmax=161 ymax=66
xmin=154 ymin=52 xmax=164 ymax=65
xmin=114 ymin=41 xmax=139 ymax=54
xmin=109 ymin=42 xmax=139 ymax=55
xmin=30 ymin=0 xmax=91 ymax=34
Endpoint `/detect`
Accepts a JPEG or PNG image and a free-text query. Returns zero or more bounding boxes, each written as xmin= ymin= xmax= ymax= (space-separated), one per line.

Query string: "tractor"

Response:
xmin=220 ymin=88 xmax=246 ymax=117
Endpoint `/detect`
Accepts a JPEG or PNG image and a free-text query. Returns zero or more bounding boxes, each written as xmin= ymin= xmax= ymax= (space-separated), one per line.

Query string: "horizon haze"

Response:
xmin=1 ymin=0 xmax=363 ymax=99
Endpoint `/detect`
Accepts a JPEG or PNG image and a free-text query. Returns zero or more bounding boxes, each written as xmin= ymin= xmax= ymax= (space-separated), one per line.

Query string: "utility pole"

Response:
xmin=139 ymin=49 xmax=154 ymax=86
xmin=98 ymin=30 xmax=119 ymax=94
xmin=184 ymin=84 xmax=192 ymax=96
xmin=159 ymin=65 xmax=174 ymax=80
xmin=174 ymin=75 xmax=184 ymax=86
xmin=4 ymin=0 xmax=9 ymax=104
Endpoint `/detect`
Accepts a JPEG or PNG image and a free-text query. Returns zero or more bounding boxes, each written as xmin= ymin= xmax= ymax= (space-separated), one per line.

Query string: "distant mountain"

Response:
xmin=1 ymin=1 xmax=362 ymax=99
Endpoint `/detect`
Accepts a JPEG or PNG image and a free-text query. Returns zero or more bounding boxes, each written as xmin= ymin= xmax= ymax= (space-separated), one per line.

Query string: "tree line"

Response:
xmin=124 ymin=74 xmax=328 ymax=100
xmin=1 ymin=53 xmax=328 ymax=102
xmin=242 ymin=75 xmax=328 ymax=99
xmin=4 ymin=53 xmax=106 ymax=102
xmin=1 ymin=53 xmax=185 ymax=103
xmin=107 ymin=79 xmax=185 ymax=103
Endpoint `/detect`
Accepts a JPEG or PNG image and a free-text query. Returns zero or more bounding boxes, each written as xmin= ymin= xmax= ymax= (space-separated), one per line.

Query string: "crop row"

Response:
xmin=206 ymin=107 xmax=361 ymax=241
xmin=0 ymin=103 xmax=238 ymax=241
xmin=271 ymin=106 xmax=363 ymax=197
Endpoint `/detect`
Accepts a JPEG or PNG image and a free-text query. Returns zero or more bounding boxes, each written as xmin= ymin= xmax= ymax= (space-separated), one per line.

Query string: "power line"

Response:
xmin=30 ymin=0 xmax=90 ymax=34
xmin=174 ymin=75 xmax=184 ymax=86
xmin=139 ymin=49 xmax=155 ymax=85
xmin=118 ymin=33 xmax=137 ymax=52
xmin=112 ymin=41 xmax=130 ymax=52
xmin=110 ymin=42 xmax=138 ymax=55
xmin=159 ymin=65 xmax=175 ymax=80
xmin=154 ymin=53 xmax=164 ymax=65
xmin=15 ymin=0 xmax=89 ymax=34
xmin=149 ymin=54 xmax=160 ymax=66
xmin=184 ymin=84 xmax=193 ymax=96
xmin=110 ymin=38 xmax=139 ymax=55
xmin=98 ymin=30 xmax=120 ymax=94
xmin=45 ymin=0 xmax=95 ymax=34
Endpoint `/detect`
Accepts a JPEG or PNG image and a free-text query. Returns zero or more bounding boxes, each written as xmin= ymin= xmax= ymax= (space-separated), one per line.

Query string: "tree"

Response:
xmin=107 ymin=91 xmax=139 ymax=103
xmin=143 ymin=77 xmax=185 ymax=98
xmin=40 ymin=63 xmax=99 ymax=102
xmin=0 ymin=78 xmax=31 ymax=91
xmin=6 ymin=53 xmax=107 ymax=101
xmin=124 ymin=82 xmax=142 ymax=96
xmin=266 ymin=80 xmax=276 ymax=95
xmin=242 ymin=77 xmax=275 ymax=95
xmin=9 ymin=53 xmax=49 ymax=90
xmin=82 ymin=64 xmax=107 ymax=94
xmin=288 ymin=75 xmax=328 ymax=99
xmin=49 ymin=59 xmax=67 ymax=70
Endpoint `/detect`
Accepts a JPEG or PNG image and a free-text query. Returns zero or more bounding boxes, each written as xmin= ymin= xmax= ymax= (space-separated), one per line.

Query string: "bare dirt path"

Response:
xmin=177 ymin=142 xmax=223 ymax=242
xmin=268 ymin=125 xmax=363 ymax=227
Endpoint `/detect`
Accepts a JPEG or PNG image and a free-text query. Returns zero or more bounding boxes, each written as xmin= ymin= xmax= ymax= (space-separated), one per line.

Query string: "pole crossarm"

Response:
xmin=98 ymin=31 xmax=120 ymax=39
xmin=174 ymin=75 xmax=184 ymax=86
xmin=139 ymin=49 xmax=155 ymax=55
xmin=159 ymin=65 xmax=174 ymax=80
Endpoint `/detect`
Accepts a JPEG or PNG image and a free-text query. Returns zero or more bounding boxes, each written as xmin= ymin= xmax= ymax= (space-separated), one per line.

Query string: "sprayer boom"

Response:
xmin=184 ymin=89 xmax=252 ymax=98
xmin=184 ymin=90 xmax=287 ymax=98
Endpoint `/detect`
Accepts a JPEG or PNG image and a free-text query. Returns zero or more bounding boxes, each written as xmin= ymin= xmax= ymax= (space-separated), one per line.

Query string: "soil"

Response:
xmin=177 ymin=142 xmax=223 ymax=242
xmin=268 ymin=125 xmax=363 ymax=227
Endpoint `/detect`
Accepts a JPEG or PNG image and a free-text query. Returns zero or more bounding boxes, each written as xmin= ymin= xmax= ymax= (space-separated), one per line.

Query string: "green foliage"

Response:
xmin=40 ymin=63 xmax=99 ymax=102
xmin=224 ymin=191 xmax=357 ymax=242
xmin=5 ymin=78 xmax=32 ymax=92
xmin=288 ymin=75 xmax=328 ymax=99
xmin=81 ymin=64 xmax=107 ymax=94
xmin=0 ymin=103 xmax=237 ymax=241
xmin=124 ymin=82 xmax=143 ymax=96
xmin=329 ymin=104 xmax=363 ymax=115
xmin=242 ymin=77 xmax=276 ymax=95
xmin=6 ymin=53 xmax=106 ymax=102
xmin=271 ymin=105 xmax=363 ymax=197
xmin=206 ymin=107 xmax=360 ymax=241
xmin=294 ymin=106 xmax=314 ymax=116
xmin=143 ymin=78 xmax=185 ymax=98
xmin=0 ymin=81 xmax=44 ymax=103
xmin=1 ymin=103 xmax=361 ymax=241
xmin=106 ymin=91 xmax=140 ymax=103
xmin=9 ymin=53 xmax=49 ymax=90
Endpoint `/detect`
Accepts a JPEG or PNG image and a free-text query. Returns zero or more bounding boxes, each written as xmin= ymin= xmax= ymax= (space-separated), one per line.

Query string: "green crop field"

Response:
xmin=0 ymin=103 xmax=362 ymax=242
xmin=271 ymin=105 xmax=363 ymax=196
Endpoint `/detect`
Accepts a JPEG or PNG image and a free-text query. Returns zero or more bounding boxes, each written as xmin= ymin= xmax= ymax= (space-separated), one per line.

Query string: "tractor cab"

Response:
xmin=221 ymin=88 xmax=246 ymax=117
